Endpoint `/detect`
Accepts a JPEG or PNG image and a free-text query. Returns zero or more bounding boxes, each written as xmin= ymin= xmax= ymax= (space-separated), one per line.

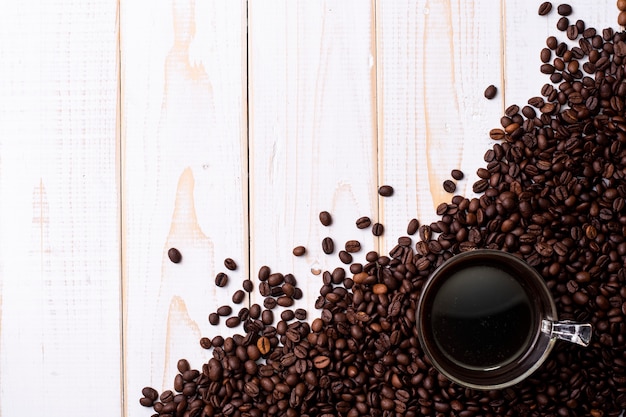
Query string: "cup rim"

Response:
xmin=416 ymin=248 xmax=558 ymax=390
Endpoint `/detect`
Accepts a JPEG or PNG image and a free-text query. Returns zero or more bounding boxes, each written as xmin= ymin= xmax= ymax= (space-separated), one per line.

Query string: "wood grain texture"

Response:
xmin=0 ymin=1 xmax=121 ymax=416
xmin=120 ymin=0 xmax=247 ymax=415
xmin=377 ymin=0 xmax=504 ymax=254
xmin=248 ymin=0 xmax=379 ymax=316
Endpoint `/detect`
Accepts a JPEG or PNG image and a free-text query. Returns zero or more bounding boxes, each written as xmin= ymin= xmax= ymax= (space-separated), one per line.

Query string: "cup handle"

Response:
xmin=541 ymin=320 xmax=592 ymax=347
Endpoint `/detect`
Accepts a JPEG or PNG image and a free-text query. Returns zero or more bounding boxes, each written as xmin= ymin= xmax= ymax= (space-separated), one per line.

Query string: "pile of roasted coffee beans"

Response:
xmin=143 ymin=4 xmax=626 ymax=417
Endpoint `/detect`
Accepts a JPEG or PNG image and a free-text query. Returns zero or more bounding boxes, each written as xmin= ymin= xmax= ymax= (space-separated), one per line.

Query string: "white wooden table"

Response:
xmin=0 ymin=1 xmax=618 ymax=415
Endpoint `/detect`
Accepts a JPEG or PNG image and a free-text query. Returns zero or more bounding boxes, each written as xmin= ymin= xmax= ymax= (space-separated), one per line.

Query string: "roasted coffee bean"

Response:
xmin=232 ymin=289 xmax=246 ymax=304
xmin=557 ymin=3 xmax=572 ymax=16
xmin=242 ymin=279 xmax=253 ymax=292
xmin=344 ymin=240 xmax=361 ymax=253
xmin=407 ymin=218 xmax=419 ymax=235
xmin=338 ymin=250 xmax=352 ymax=264
xmin=167 ymin=248 xmax=182 ymax=263
xmin=372 ymin=223 xmax=384 ymax=236
xmin=356 ymin=216 xmax=371 ymax=229
xmin=319 ymin=211 xmax=332 ymax=226
xmin=443 ymin=179 xmax=456 ymax=193
xmin=292 ymin=245 xmax=306 ymax=256
xmin=208 ymin=312 xmax=219 ymax=325
xmin=321 ymin=237 xmax=334 ymax=254
xmin=199 ymin=337 xmax=212 ymax=349
xmin=451 ymin=169 xmax=464 ymax=180
xmin=142 ymin=386 xmax=159 ymax=401
xmin=484 ymin=84 xmax=497 ymax=99
xmin=538 ymin=1 xmax=552 ymax=15
xmin=378 ymin=185 xmax=394 ymax=196
xmin=313 ymin=355 xmax=331 ymax=369
xmin=556 ymin=16 xmax=569 ymax=31
xmin=224 ymin=257 xmax=237 ymax=271
xmin=214 ymin=272 xmax=228 ymax=287
xmin=294 ymin=308 xmax=307 ymax=320
xmin=216 ymin=305 xmax=232 ymax=316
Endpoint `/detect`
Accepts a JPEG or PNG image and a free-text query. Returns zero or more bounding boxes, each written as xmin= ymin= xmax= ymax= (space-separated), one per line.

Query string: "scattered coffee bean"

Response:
xmin=450 ymin=169 xmax=464 ymax=180
xmin=321 ymin=237 xmax=334 ymax=254
xmin=557 ymin=3 xmax=572 ymax=16
xmin=224 ymin=258 xmax=237 ymax=271
xmin=242 ymin=279 xmax=253 ymax=292
xmin=232 ymin=289 xmax=246 ymax=304
xmin=225 ymin=316 xmax=240 ymax=328
xmin=344 ymin=240 xmax=361 ymax=253
xmin=619 ymin=0 xmax=626 ymax=11
xmin=319 ymin=211 xmax=332 ymax=226
xmin=214 ymin=272 xmax=228 ymax=287
xmin=167 ymin=248 xmax=182 ymax=263
xmin=199 ymin=337 xmax=212 ymax=349
xmin=208 ymin=312 xmax=219 ymax=325
xmin=443 ymin=179 xmax=456 ymax=193
xmin=292 ymin=245 xmax=306 ymax=256
xmin=619 ymin=11 xmax=626 ymax=26
xmin=355 ymin=216 xmax=371 ymax=229
xmin=372 ymin=222 xmax=384 ymax=236
xmin=216 ymin=305 xmax=232 ymax=316
xmin=484 ymin=84 xmax=498 ymax=99
xmin=338 ymin=250 xmax=352 ymax=264
xmin=538 ymin=1 xmax=552 ymax=15
xmin=407 ymin=218 xmax=419 ymax=235
xmin=378 ymin=185 xmax=394 ymax=196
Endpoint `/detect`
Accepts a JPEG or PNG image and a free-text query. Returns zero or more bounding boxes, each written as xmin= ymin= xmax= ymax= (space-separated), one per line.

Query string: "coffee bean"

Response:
xmin=484 ymin=84 xmax=497 ymax=99
xmin=294 ymin=308 xmax=307 ymax=320
xmin=261 ymin=309 xmax=273 ymax=325
xmin=619 ymin=0 xmax=626 ymax=11
xmin=242 ymin=279 xmax=253 ymax=292
xmin=322 ymin=237 xmax=334 ymax=254
xmin=313 ymin=355 xmax=331 ymax=369
xmin=344 ymin=240 xmax=361 ymax=253
xmin=225 ymin=316 xmax=240 ymax=328
xmin=338 ymin=250 xmax=352 ymax=264
xmin=208 ymin=312 xmax=219 ymax=325
xmin=372 ymin=223 xmax=384 ymax=236
xmin=557 ymin=3 xmax=572 ymax=16
xmin=451 ymin=169 xmax=464 ymax=180
xmin=378 ymin=185 xmax=394 ymax=196
xmin=538 ymin=1 xmax=552 ymax=15
xmin=443 ymin=179 xmax=456 ymax=193
xmin=319 ymin=211 xmax=332 ymax=226
xmin=167 ymin=248 xmax=182 ymax=263
xmin=224 ymin=257 xmax=237 ymax=271
xmin=216 ymin=305 xmax=232 ymax=316
xmin=619 ymin=11 xmax=626 ymax=26
xmin=256 ymin=336 xmax=271 ymax=355
xmin=556 ymin=16 xmax=569 ymax=31
xmin=232 ymin=289 xmax=246 ymax=304
xmin=214 ymin=272 xmax=228 ymax=287
xmin=356 ymin=216 xmax=371 ymax=229
xmin=292 ymin=245 xmax=306 ymax=256
xmin=199 ymin=337 xmax=212 ymax=349
xmin=489 ymin=128 xmax=505 ymax=140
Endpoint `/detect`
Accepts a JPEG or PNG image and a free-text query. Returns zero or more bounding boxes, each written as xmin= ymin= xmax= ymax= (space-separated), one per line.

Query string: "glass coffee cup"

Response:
xmin=416 ymin=249 xmax=592 ymax=390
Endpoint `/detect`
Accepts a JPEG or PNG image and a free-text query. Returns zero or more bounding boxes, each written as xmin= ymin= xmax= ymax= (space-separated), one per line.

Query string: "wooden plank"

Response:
xmin=247 ymin=0 xmax=378 ymax=317
xmin=376 ymin=0 xmax=504 ymax=254
xmin=0 ymin=1 xmax=121 ymax=416
xmin=120 ymin=0 xmax=247 ymax=414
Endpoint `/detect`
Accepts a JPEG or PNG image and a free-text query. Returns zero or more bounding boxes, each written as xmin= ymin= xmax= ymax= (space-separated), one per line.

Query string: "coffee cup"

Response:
xmin=416 ymin=249 xmax=592 ymax=390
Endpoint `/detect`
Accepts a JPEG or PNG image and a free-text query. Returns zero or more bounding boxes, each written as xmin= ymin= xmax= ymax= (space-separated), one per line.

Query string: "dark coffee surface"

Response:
xmin=430 ymin=265 xmax=534 ymax=369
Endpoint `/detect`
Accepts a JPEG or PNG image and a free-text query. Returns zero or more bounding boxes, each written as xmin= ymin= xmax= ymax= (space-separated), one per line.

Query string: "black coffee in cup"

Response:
xmin=417 ymin=249 xmax=592 ymax=390
xmin=429 ymin=263 xmax=535 ymax=369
